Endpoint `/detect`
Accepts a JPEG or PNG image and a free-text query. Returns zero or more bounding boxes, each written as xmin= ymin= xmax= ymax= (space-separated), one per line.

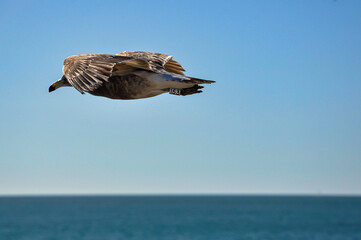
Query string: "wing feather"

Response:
xmin=63 ymin=54 xmax=131 ymax=93
xmin=116 ymin=51 xmax=186 ymax=75
xmin=68 ymin=78 xmax=85 ymax=94
xmin=83 ymin=71 xmax=102 ymax=85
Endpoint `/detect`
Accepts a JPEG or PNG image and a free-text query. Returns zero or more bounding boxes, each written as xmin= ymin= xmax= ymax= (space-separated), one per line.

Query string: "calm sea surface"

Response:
xmin=0 ymin=196 xmax=360 ymax=240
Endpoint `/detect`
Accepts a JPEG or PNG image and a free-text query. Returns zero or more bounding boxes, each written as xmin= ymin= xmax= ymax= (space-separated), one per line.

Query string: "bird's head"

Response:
xmin=49 ymin=75 xmax=70 ymax=92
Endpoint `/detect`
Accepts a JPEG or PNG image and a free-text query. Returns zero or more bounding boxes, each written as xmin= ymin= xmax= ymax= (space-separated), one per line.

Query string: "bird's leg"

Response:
xmin=169 ymin=88 xmax=182 ymax=95
xmin=168 ymin=85 xmax=204 ymax=96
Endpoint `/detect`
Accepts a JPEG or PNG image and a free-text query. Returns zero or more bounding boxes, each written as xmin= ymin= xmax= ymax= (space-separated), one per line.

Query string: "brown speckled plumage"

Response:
xmin=50 ymin=51 xmax=215 ymax=100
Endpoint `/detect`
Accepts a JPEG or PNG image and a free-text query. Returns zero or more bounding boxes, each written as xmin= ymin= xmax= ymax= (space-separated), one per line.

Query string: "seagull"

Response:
xmin=49 ymin=51 xmax=215 ymax=100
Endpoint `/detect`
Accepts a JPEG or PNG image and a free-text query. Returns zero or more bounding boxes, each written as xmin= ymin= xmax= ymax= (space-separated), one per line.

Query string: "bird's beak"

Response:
xmin=49 ymin=84 xmax=56 ymax=92
xmin=49 ymin=79 xmax=63 ymax=93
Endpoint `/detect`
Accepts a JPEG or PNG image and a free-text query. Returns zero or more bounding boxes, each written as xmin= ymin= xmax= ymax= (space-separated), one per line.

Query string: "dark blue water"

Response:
xmin=0 ymin=196 xmax=360 ymax=240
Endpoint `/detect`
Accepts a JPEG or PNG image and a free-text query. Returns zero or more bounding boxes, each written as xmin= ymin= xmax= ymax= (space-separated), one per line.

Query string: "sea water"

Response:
xmin=0 ymin=196 xmax=360 ymax=240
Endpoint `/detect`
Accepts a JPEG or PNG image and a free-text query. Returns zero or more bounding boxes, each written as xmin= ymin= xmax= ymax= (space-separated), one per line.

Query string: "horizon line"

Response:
xmin=1 ymin=193 xmax=360 ymax=198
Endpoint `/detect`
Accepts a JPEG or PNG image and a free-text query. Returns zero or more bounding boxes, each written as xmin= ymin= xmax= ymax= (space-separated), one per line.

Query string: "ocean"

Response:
xmin=0 ymin=196 xmax=360 ymax=240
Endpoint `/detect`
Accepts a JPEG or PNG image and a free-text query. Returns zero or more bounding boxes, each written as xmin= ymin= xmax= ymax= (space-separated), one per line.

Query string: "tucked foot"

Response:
xmin=169 ymin=88 xmax=182 ymax=95
xmin=180 ymin=85 xmax=203 ymax=96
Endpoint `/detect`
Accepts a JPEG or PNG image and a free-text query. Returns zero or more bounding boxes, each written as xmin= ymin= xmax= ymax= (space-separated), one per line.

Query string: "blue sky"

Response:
xmin=0 ymin=0 xmax=360 ymax=195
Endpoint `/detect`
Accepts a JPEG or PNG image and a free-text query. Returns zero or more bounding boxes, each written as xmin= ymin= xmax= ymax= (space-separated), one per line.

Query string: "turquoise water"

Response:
xmin=0 ymin=196 xmax=360 ymax=240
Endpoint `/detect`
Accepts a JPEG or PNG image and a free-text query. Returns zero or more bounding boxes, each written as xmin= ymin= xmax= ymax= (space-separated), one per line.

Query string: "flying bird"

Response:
xmin=49 ymin=51 xmax=215 ymax=100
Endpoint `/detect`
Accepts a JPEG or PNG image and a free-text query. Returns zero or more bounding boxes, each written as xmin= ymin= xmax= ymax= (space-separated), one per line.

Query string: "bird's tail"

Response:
xmin=188 ymin=77 xmax=215 ymax=84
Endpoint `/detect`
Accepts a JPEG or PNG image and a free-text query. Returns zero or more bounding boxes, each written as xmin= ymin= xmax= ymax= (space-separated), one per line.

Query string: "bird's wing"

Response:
xmin=116 ymin=51 xmax=186 ymax=75
xmin=63 ymin=54 xmax=138 ymax=93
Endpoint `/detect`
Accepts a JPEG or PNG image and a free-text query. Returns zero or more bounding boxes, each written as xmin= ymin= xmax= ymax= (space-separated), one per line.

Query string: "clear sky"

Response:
xmin=0 ymin=0 xmax=360 ymax=195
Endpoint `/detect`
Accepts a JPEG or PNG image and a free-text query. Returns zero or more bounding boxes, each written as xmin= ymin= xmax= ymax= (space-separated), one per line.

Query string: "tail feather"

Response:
xmin=188 ymin=77 xmax=215 ymax=84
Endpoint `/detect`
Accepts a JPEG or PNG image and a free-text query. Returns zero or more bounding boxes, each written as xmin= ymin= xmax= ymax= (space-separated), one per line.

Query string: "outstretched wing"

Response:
xmin=116 ymin=51 xmax=186 ymax=75
xmin=63 ymin=54 xmax=133 ymax=93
